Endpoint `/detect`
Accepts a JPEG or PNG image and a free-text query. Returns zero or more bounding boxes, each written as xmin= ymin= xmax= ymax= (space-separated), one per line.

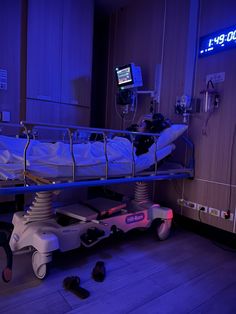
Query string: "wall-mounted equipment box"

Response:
xmin=0 ymin=111 xmax=11 ymax=122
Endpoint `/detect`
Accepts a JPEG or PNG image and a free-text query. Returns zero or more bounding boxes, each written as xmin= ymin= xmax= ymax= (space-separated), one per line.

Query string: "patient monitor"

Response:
xmin=115 ymin=63 xmax=143 ymax=90
xmin=115 ymin=63 xmax=143 ymax=129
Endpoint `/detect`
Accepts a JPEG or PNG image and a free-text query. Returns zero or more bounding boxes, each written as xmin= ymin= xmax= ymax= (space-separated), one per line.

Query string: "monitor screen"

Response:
xmin=116 ymin=65 xmax=133 ymax=86
xmin=115 ymin=63 xmax=143 ymax=89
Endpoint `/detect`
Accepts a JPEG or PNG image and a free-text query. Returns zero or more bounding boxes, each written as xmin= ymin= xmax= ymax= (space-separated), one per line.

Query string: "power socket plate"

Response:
xmin=196 ymin=203 xmax=208 ymax=213
xmin=221 ymin=211 xmax=234 ymax=221
xmin=209 ymin=207 xmax=220 ymax=217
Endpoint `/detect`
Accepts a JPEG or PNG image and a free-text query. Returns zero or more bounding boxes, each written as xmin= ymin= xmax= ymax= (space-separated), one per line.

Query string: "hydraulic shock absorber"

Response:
xmin=24 ymin=191 xmax=54 ymax=223
xmin=134 ymin=181 xmax=151 ymax=203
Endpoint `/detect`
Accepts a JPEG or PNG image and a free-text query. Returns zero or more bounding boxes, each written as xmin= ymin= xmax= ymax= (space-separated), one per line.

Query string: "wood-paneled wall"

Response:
xmin=27 ymin=0 xmax=63 ymax=103
xmin=0 ymin=0 xmax=94 ymax=126
xmin=0 ymin=0 xmax=94 ymax=204
xmin=106 ymin=0 xmax=236 ymax=233
xmin=0 ymin=0 xmax=22 ymax=123
xmin=106 ymin=0 xmax=166 ymax=130
xmin=1 ymin=0 xmax=235 ymax=232
xmin=26 ymin=0 xmax=94 ymax=125
xmin=183 ymin=0 xmax=236 ymax=232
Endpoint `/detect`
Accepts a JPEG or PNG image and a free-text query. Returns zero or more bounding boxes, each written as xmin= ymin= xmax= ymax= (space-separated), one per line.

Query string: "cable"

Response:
xmin=157 ymin=0 xmax=167 ymax=113
xmin=172 ymin=181 xmax=187 ymax=200
xmin=206 ymin=79 xmax=214 ymax=89
xmin=115 ymin=90 xmax=138 ymax=130
xmin=227 ymin=124 xmax=236 ymax=211
xmin=201 ymin=110 xmax=214 ymax=136
xmin=198 ymin=208 xmax=202 ymax=223
xmin=201 ymin=80 xmax=217 ymax=136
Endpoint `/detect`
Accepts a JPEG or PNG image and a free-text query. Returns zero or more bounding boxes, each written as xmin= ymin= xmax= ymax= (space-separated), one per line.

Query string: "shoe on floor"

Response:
xmin=92 ymin=261 xmax=106 ymax=282
xmin=2 ymin=267 xmax=12 ymax=283
xmin=63 ymin=276 xmax=90 ymax=299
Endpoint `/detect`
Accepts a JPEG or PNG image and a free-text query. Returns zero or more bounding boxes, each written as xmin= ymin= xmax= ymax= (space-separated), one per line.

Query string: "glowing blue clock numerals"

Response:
xmin=226 ymin=30 xmax=236 ymax=42
xmin=213 ymin=37 xmax=219 ymax=44
xmin=219 ymin=34 xmax=225 ymax=45
xmin=199 ymin=25 xmax=236 ymax=57
xmin=208 ymin=39 xmax=213 ymax=47
xmin=227 ymin=31 xmax=232 ymax=41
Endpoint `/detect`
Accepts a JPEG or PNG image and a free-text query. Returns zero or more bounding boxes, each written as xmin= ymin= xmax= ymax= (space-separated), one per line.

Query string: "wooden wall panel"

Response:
xmin=26 ymin=99 xmax=90 ymax=126
xmin=106 ymin=0 xmax=166 ymax=130
xmin=156 ymin=0 xmax=236 ymax=231
xmin=199 ymin=0 xmax=236 ymax=34
xmin=61 ymin=0 xmax=93 ymax=107
xmin=155 ymin=177 xmax=235 ymax=233
xmin=160 ymin=0 xmax=190 ymax=120
xmin=106 ymin=0 xmax=236 ymax=232
xmin=179 ymin=0 xmax=236 ymax=228
xmin=27 ymin=0 xmax=63 ymax=102
xmin=0 ymin=0 xmax=22 ymax=123
xmin=26 ymin=0 xmax=93 ymax=126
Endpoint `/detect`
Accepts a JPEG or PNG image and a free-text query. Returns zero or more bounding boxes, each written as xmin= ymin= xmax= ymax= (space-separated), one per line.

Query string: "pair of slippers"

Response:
xmin=63 ymin=261 xmax=105 ymax=299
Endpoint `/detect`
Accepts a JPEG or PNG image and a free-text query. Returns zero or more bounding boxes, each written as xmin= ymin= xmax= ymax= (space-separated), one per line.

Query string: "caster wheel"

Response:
xmin=154 ymin=219 xmax=172 ymax=241
xmin=32 ymin=251 xmax=47 ymax=279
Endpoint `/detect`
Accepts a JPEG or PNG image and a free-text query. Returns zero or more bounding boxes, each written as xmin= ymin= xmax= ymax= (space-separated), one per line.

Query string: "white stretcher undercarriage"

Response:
xmin=0 ymin=121 xmax=194 ymax=279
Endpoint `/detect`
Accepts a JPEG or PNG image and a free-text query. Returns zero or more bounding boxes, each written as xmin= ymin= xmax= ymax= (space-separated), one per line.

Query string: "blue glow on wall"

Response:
xmin=199 ymin=24 xmax=236 ymax=57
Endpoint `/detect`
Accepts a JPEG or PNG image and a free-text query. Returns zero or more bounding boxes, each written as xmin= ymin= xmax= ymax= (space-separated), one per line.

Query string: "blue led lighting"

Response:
xmin=199 ymin=24 xmax=236 ymax=57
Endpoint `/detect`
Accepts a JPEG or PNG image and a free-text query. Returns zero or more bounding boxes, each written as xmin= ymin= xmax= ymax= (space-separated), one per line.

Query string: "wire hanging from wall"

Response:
xmin=227 ymin=124 xmax=236 ymax=212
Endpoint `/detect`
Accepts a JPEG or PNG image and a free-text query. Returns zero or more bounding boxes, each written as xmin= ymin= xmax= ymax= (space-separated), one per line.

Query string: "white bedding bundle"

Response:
xmin=0 ymin=124 xmax=187 ymax=180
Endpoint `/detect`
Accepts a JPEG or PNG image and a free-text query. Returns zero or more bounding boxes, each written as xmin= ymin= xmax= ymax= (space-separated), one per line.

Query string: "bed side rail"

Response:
xmin=0 ymin=121 xmax=194 ymax=194
xmin=20 ymin=121 xmax=161 ymax=181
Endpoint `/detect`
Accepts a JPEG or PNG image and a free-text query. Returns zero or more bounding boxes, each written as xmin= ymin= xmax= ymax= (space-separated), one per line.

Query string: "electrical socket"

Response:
xmin=177 ymin=199 xmax=197 ymax=209
xmin=177 ymin=198 xmax=185 ymax=206
xmin=221 ymin=211 xmax=234 ymax=221
xmin=206 ymin=72 xmax=225 ymax=84
xmin=186 ymin=201 xmax=197 ymax=209
xmin=196 ymin=204 xmax=208 ymax=213
xmin=209 ymin=207 xmax=220 ymax=217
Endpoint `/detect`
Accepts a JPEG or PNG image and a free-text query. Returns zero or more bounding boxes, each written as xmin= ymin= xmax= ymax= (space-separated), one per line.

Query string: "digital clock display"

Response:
xmin=199 ymin=24 xmax=236 ymax=57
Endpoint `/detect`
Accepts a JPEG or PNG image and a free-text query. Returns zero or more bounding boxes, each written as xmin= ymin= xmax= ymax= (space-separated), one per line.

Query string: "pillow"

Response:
xmin=156 ymin=124 xmax=188 ymax=150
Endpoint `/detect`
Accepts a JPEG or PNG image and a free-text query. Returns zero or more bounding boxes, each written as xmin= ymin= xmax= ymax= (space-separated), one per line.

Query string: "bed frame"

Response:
xmin=0 ymin=121 xmax=194 ymax=195
xmin=0 ymin=121 xmax=194 ymax=279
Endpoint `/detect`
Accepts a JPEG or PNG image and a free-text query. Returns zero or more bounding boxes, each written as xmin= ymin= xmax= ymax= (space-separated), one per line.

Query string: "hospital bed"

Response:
xmin=0 ymin=121 xmax=194 ymax=279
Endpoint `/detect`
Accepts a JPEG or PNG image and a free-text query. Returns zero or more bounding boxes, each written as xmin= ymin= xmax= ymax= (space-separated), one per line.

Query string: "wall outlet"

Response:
xmin=196 ymin=203 xmax=208 ymax=213
xmin=186 ymin=201 xmax=197 ymax=209
xmin=206 ymin=72 xmax=225 ymax=84
xmin=177 ymin=199 xmax=197 ymax=209
xmin=221 ymin=211 xmax=234 ymax=221
xmin=209 ymin=207 xmax=220 ymax=217
xmin=177 ymin=199 xmax=196 ymax=209
xmin=177 ymin=198 xmax=186 ymax=206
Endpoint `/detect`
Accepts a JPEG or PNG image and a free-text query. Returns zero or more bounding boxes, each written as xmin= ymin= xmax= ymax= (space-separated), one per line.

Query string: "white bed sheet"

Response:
xmin=0 ymin=135 xmax=174 ymax=180
xmin=0 ymin=124 xmax=187 ymax=180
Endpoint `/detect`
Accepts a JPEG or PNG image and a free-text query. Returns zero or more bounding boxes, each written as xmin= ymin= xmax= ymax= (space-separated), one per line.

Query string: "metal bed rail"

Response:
xmin=0 ymin=121 xmax=194 ymax=195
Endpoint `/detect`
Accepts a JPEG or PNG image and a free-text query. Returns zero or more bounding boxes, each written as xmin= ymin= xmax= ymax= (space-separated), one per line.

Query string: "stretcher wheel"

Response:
xmin=154 ymin=219 xmax=172 ymax=241
xmin=32 ymin=251 xmax=47 ymax=279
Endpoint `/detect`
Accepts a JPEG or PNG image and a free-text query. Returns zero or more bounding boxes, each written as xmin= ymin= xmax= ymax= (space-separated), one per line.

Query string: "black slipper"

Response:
xmin=92 ymin=261 xmax=106 ymax=282
xmin=63 ymin=276 xmax=90 ymax=299
xmin=2 ymin=267 xmax=12 ymax=283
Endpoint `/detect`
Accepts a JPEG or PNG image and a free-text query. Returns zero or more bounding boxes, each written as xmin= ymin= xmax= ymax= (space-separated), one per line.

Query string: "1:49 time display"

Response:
xmin=209 ymin=29 xmax=236 ymax=47
xmin=199 ymin=24 xmax=236 ymax=57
